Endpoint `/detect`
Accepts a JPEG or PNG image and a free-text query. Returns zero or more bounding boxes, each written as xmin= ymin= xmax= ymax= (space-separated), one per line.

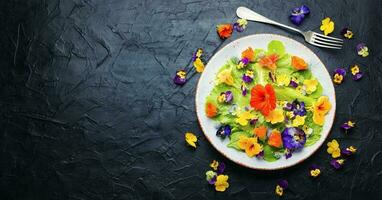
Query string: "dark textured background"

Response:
xmin=1 ymin=0 xmax=382 ymax=199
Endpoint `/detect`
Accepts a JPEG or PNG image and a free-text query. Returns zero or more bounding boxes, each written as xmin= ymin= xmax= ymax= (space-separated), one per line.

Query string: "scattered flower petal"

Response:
xmin=259 ymin=54 xmax=279 ymax=70
xmin=241 ymin=47 xmax=256 ymax=62
xmin=320 ymin=17 xmax=335 ymax=36
xmin=341 ymin=28 xmax=354 ymax=39
xmin=217 ymin=69 xmax=234 ymax=85
xmin=185 ymin=132 xmax=197 ymax=148
xmin=206 ymin=170 xmax=217 ymax=184
xmin=241 ymin=82 xmax=248 ymax=96
xmin=253 ymin=125 xmax=267 ymax=140
xmin=265 ymin=109 xmax=285 ymax=124
xmin=350 ymin=65 xmax=363 ymax=81
xmin=341 ymin=146 xmax=357 ymax=156
xmin=215 ymin=175 xmax=229 ymax=192
xmin=303 ymin=79 xmax=318 ymax=94
xmin=276 ymin=74 xmax=291 ymax=86
xmin=291 ymin=56 xmax=308 ymax=70
xmin=217 ymin=162 xmax=226 ymax=174
xmin=327 ymin=139 xmax=341 ymax=158
xmin=341 ymin=120 xmax=355 ymax=131
xmin=309 ymin=165 xmax=321 ymax=178
xmin=330 ymin=159 xmax=345 ymax=170
xmin=268 ymin=129 xmax=283 ymax=148
xmin=210 ymin=160 xmax=219 ymax=170
xmin=237 ymin=57 xmax=249 ymax=69
xmin=217 ymin=24 xmax=233 ymax=39
xmin=233 ymin=19 xmax=248 ymax=32
xmin=356 ymin=43 xmax=369 ymax=57
xmin=205 ymin=102 xmax=218 ymax=118
xmin=242 ymin=69 xmax=254 ymax=83
xmin=236 ymin=111 xmax=255 ymax=126
xmin=173 ymin=70 xmax=187 ymax=85
xmin=333 ymin=68 xmax=346 ymax=84
xmin=217 ymin=91 xmax=234 ymax=104
xmin=193 ymin=57 xmax=205 ymax=73
xmin=289 ymin=5 xmax=310 ymax=26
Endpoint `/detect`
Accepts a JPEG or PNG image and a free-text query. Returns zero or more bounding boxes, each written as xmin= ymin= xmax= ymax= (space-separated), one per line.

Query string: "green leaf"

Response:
xmin=263 ymin=145 xmax=280 ymax=162
xmin=276 ymin=54 xmax=291 ymax=68
xmin=268 ymin=40 xmax=285 ymax=56
xmin=252 ymin=63 xmax=270 ymax=85
xmin=274 ymin=86 xmax=315 ymax=106
xmin=309 ymin=81 xmax=323 ymax=98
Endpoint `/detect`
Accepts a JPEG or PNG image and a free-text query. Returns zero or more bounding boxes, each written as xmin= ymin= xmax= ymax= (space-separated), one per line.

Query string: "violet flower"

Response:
xmin=173 ymin=70 xmax=187 ymax=85
xmin=282 ymin=127 xmax=306 ymax=150
xmin=216 ymin=125 xmax=232 ymax=138
xmin=290 ymin=5 xmax=310 ymax=25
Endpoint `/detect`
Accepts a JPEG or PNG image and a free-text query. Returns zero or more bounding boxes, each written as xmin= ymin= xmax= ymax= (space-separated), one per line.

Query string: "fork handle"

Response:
xmin=236 ymin=6 xmax=303 ymax=35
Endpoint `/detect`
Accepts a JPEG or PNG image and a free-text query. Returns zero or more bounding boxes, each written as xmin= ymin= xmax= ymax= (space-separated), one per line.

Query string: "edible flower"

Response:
xmin=330 ymin=159 xmax=345 ymax=170
xmin=341 ymin=28 xmax=354 ymax=39
xmin=276 ymin=74 xmax=290 ymax=86
xmin=236 ymin=111 xmax=255 ymax=126
xmin=275 ymin=179 xmax=288 ymax=196
xmin=259 ymin=54 xmax=279 ymax=70
xmin=205 ymin=102 xmax=218 ymax=118
xmin=313 ymin=96 xmax=331 ymax=125
xmin=333 ymin=68 xmax=346 ymax=84
xmin=356 ymin=43 xmax=369 ymax=57
xmin=192 ymin=48 xmax=205 ymax=73
xmin=309 ymin=165 xmax=321 ymax=178
xmin=215 ymin=174 xmax=229 ymax=192
xmin=303 ymin=79 xmax=318 ymax=94
xmin=350 ymin=65 xmax=363 ymax=81
xmin=284 ymin=100 xmax=307 ymax=116
xmin=265 ymin=109 xmax=285 ymax=124
xmin=217 ymin=162 xmax=226 ymax=174
xmin=292 ymin=115 xmax=306 ymax=127
xmin=185 ymin=132 xmax=197 ymax=148
xmin=253 ymin=125 xmax=267 ymax=140
xmin=291 ymin=56 xmax=308 ymax=70
xmin=341 ymin=146 xmax=357 ymax=156
xmin=237 ymin=57 xmax=249 ymax=69
xmin=320 ymin=17 xmax=335 ymax=36
xmin=327 ymin=139 xmax=341 ymax=158
xmin=268 ymin=129 xmax=283 ymax=148
xmin=238 ymin=136 xmax=262 ymax=157
xmin=241 ymin=47 xmax=255 ymax=62
xmin=206 ymin=170 xmax=217 ymax=185
xmin=250 ymin=84 xmax=277 ymax=116
xmin=290 ymin=5 xmax=310 ymax=26
xmin=289 ymin=77 xmax=299 ymax=88
xmin=242 ymin=69 xmax=254 ymax=83
xmin=233 ymin=18 xmax=248 ymax=32
xmin=281 ymin=127 xmax=306 ymax=150
xmin=341 ymin=120 xmax=355 ymax=131
xmin=217 ymin=69 xmax=234 ymax=85
xmin=210 ymin=160 xmax=219 ymax=170
xmin=216 ymin=24 xmax=233 ymax=39
xmin=241 ymin=82 xmax=248 ymax=96
xmin=173 ymin=69 xmax=187 ymax=85
xmin=216 ymin=125 xmax=232 ymax=138
xmin=302 ymin=125 xmax=313 ymax=136
xmin=217 ymin=91 xmax=234 ymax=104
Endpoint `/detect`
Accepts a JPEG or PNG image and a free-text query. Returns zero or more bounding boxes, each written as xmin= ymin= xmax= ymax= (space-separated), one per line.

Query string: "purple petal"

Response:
xmin=285 ymin=149 xmax=292 ymax=159
xmin=250 ymin=118 xmax=258 ymax=126
xmin=233 ymin=23 xmax=244 ymax=32
xmin=208 ymin=176 xmax=217 ymax=185
xmin=242 ymin=75 xmax=253 ymax=83
xmin=290 ymin=15 xmax=304 ymax=26
xmin=173 ymin=70 xmax=187 ymax=85
xmin=341 ymin=149 xmax=352 ymax=156
xmin=282 ymin=127 xmax=306 ymax=150
xmin=289 ymin=80 xmax=298 ymax=88
xmin=330 ymin=159 xmax=343 ymax=170
xmin=241 ymin=57 xmax=249 ymax=65
xmin=299 ymin=5 xmax=310 ymax=15
xmin=310 ymin=164 xmax=319 ymax=170
xmin=356 ymin=43 xmax=366 ymax=52
xmin=225 ymin=91 xmax=233 ymax=103
xmin=278 ymin=179 xmax=289 ymax=189
xmin=256 ymin=150 xmax=264 ymax=158
xmin=217 ymin=162 xmax=226 ymax=174
xmin=352 ymin=72 xmax=363 ymax=81
xmin=335 ymin=68 xmax=346 ymax=76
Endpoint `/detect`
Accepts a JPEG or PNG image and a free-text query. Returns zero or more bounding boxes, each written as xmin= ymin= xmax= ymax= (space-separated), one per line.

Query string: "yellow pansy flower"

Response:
xmin=275 ymin=185 xmax=283 ymax=196
xmin=236 ymin=111 xmax=255 ymax=126
xmin=351 ymin=65 xmax=360 ymax=76
xmin=320 ymin=17 xmax=335 ymax=36
xmin=193 ymin=58 xmax=205 ymax=73
xmin=265 ymin=109 xmax=284 ymax=124
xmin=217 ymin=69 xmax=234 ymax=86
xmin=185 ymin=132 xmax=197 ymax=148
xmin=310 ymin=169 xmax=321 ymax=177
xmin=327 ymin=139 xmax=341 ymax=158
xmin=210 ymin=160 xmax=219 ymax=170
xmin=292 ymin=115 xmax=306 ymax=127
xmin=215 ymin=175 xmax=229 ymax=192
xmin=303 ymin=79 xmax=318 ymax=94
xmin=276 ymin=74 xmax=291 ymax=86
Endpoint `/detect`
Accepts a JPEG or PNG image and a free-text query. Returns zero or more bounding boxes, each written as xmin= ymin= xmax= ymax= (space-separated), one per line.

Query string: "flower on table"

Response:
xmin=241 ymin=47 xmax=255 ymax=62
xmin=333 ymin=68 xmax=346 ymax=84
xmin=341 ymin=146 xmax=357 ymax=156
xmin=276 ymin=74 xmax=291 ymax=86
xmin=341 ymin=120 xmax=355 ymax=131
xmin=216 ymin=162 xmax=226 ymax=174
xmin=233 ymin=18 xmax=248 ymax=32
xmin=259 ymin=54 xmax=279 ymax=70
xmin=330 ymin=159 xmax=345 ymax=170
xmin=309 ymin=165 xmax=321 ymax=178
xmin=192 ymin=48 xmax=205 ymax=73
xmin=173 ymin=69 xmax=187 ymax=85
xmin=327 ymin=139 xmax=341 ymax=158
xmin=250 ymin=84 xmax=277 ymax=116
xmin=236 ymin=111 xmax=255 ymax=126
xmin=216 ymin=125 xmax=232 ymax=138
xmin=291 ymin=56 xmax=308 ymax=70
xmin=281 ymin=127 xmax=306 ymax=150
xmin=341 ymin=28 xmax=354 ymax=39
xmin=210 ymin=160 xmax=219 ymax=170
xmin=253 ymin=125 xmax=267 ymax=140
xmin=217 ymin=91 xmax=234 ymax=104
xmin=350 ymin=65 xmax=363 ymax=81
xmin=242 ymin=69 xmax=254 ymax=83
xmin=238 ymin=136 xmax=263 ymax=157
xmin=217 ymin=69 xmax=234 ymax=85
xmin=265 ymin=109 xmax=285 ymax=124
xmin=205 ymin=102 xmax=218 ymax=118
xmin=290 ymin=5 xmax=310 ymax=26
xmin=320 ymin=17 xmax=335 ymax=36
xmin=185 ymin=132 xmax=198 ymax=148
xmin=356 ymin=43 xmax=369 ymax=57
xmin=303 ymin=79 xmax=318 ymax=94
xmin=313 ymin=96 xmax=332 ymax=125
xmin=215 ymin=174 xmax=229 ymax=192
xmin=217 ymin=24 xmax=233 ymax=39
xmin=275 ymin=179 xmax=289 ymax=196
xmin=206 ymin=170 xmax=217 ymax=185
xmin=268 ymin=129 xmax=283 ymax=148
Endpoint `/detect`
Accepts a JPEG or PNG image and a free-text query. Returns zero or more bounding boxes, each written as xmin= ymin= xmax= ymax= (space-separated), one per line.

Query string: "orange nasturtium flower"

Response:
xmin=268 ymin=129 xmax=283 ymax=148
xmin=253 ymin=126 xmax=267 ymax=140
xmin=216 ymin=24 xmax=233 ymax=39
xmin=205 ymin=102 xmax=218 ymax=118
xmin=291 ymin=56 xmax=308 ymax=70
xmin=238 ymin=136 xmax=262 ymax=157
xmin=258 ymin=54 xmax=279 ymax=70
xmin=312 ymin=96 xmax=332 ymax=125
xmin=241 ymin=47 xmax=255 ymax=62
xmin=250 ymin=84 xmax=277 ymax=116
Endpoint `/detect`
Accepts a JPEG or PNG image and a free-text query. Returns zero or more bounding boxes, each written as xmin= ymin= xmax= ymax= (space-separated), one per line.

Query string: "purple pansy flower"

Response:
xmin=256 ymin=150 xmax=264 ymax=158
xmin=290 ymin=5 xmax=310 ymax=25
xmin=330 ymin=159 xmax=345 ymax=170
xmin=216 ymin=162 xmax=225 ymax=174
xmin=283 ymin=100 xmax=306 ymax=116
xmin=341 ymin=146 xmax=357 ymax=156
xmin=341 ymin=120 xmax=355 ymax=131
xmin=278 ymin=179 xmax=289 ymax=190
xmin=352 ymin=72 xmax=363 ymax=81
xmin=218 ymin=91 xmax=233 ymax=103
xmin=289 ymin=80 xmax=298 ymax=88
xmin=208 ymin=175 xmax=217 ymax=185
xmin=309 ymin=164 xmax=321 ymax=177
xmin=285 ymin=149 xmax=293 ymax=159
xmin=233 ymin=23 xmax=244 ymax=32
xmin=216 ymin=125 xmax=232 ymax=138
xmin=333 ymin=68 xmax=346 ymax=84
xmin=241 ymin=82 xmax=248 ymax=96
xmin=192 ymin=48 xmax=203 ymax=61
xmin=242 ymin=69 xmax=254 ymax=83
xmin=173 ymin=70 xmax=187 ymax=85
xmin=250 ymin=118 xmax=258 ymax=126
xmin=282 ymin=127 xmax=306 ymax=150
xmin=356 ymin=43 xmax=369 ymax=57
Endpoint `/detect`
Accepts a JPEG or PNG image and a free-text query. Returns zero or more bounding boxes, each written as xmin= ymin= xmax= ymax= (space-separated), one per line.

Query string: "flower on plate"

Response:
xmin=350 ymin=65 xmax=363 ymax=81
xmin=268 ymin=129 xmax=283 ymax=148
xmin=253 ymin=125 xmax=267 ymax=140
xmin=233 ymin=18 xmax=248 ymax=32
xmin=205 ymin=102 xmax=218 ymax=118
xmin=303 ymin=79 xmax=318 ymax=94
xmin=236 ymin=111 xmax=255 ymax=126
xmin=215 ymin=174 xmax=229 ymax=192
xmin=281 ymin=127 xmax=306 ymax=150
xmin=290 ymin=5 xmax=310 ymax=25
xmin=241 ymin=82 xmax=248 ymax=96
xmin=206 ymin=170 xmax=217 ymax=185
xmin=217 ymin=24 xmax=233 ymax=39
xmin=313 ymin=96 xmax=332 ymax=125
xmin=216 ymin=125 xmax=232 ymax=138
xmin=217 ymin=69 xmax=234 ymax=85
xmin=284 ymin=100 xmax=307 ymax=116
xmin=291 ymin=56 xmax=308 ymax=70
xmin=237 ymin=57 xmax=249 ymax=69
xmin=259 ymin=54 xmax=279 ymax=70
xmin=185 ymin=132 xmax=197 ymax=148
xmin=341 ymin=28 xmax=354 ymax=39
xmin=327 ymin=139 xmax=341 ymax=158
xmin=333 ymin=68 xmax=346 ymax=84
xmin=341 ymin=146 xmax=357 ymax=156
xmin=265 ymin=109 xmax=285 ymax=124
xmin=238 ymin=136 xmax=263 ymax=157
xmin=330 ymin=159 xmax=345 ymax=170
xmin=217 ymin=91 xmax=234 ymax=104
xmin=173 ymin=69 xmax=187 ymax=85
xmin=292 ymin=115 xmax=306 ymax=127
xmin=309 ymin=165 xmax=321 ymax=178
xmin=241 ymin=47 xmax=255 ymax=62
xmin=302 ymin=125 xmax=313 ymax=137
xmin=320 ymin=17 xmax=335 ymax=36
xmin=341 ymin=120 xmax=355 ymax=131
xmin=210 ymin=160 xmax=219 ymax=170
xmin=250 ymin=84 xmax=277 ymax=116
xmin=289 ymin=77 xmax=299 ymax=88
xmin=242 ymin=69 xmax=254 ymax=83
xmin=276 ymin=74 xmax=291 ymax=86
xmin=275 ymin=179 xmax=288 ymax=196
xmin=356 ymin=43 xmax=369 ymax=57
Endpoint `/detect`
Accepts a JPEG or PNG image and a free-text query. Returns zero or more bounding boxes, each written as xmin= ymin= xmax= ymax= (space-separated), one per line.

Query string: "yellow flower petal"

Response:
xmin=193 ymin=58 xmax=205 ymax=73
xmin=320 ymin=17 xmax=335 ymax=35
xmin=265 ymin=109 xmax=284 ymax=124
xmin=276 ymin=74 xmax=290 ymax=86
xmin=236 ymin=111 xmax=254 ymax=126
xmin=275 ymin=185 xmax=283 ymax=196
xmin=210 ymin=160 xmax=219 ymax=170
xmin=218 ymin=69 xmax=234 ymax=86
xmin=292 ymin=115 xmax=306 ymax=127
xmin=185 ymin=132 xmax=197 ymax=148
xmin=215 ymin=175 xmax=229 ymax=192
xmin=303 ymin=79 xmax=318 ymax=94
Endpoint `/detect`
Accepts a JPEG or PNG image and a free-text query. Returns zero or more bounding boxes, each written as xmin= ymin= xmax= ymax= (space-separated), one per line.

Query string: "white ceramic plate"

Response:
xmin=195 ymin=34 xmax=336 ymax=170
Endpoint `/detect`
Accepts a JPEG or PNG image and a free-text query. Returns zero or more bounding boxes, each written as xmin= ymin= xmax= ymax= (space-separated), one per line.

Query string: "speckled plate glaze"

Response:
xmin=195 ymin=34 xmax=336 ymax=170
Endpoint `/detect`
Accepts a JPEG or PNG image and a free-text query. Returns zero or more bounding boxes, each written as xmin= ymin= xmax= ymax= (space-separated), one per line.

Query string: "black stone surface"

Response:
xmin=1 ymin=0 xmax=382 ymax=199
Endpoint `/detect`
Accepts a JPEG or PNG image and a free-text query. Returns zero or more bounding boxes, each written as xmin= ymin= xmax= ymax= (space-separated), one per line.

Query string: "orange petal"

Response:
xmin=268 ymin=130 xmax=283 ymax=148
xmin=291 ymin=56 xmax=308 ymax=71
xmin=205 ymin=102 xmax=218 ymax=118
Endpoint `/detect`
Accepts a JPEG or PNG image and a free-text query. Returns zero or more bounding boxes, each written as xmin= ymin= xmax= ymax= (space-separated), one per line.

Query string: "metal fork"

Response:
xmin=236 ymin=6 xmax=343 ymax=49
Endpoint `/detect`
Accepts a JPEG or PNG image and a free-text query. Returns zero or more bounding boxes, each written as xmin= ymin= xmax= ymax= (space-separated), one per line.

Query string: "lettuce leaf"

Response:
xmin=263 ymin=145 xmax=280 ymax=162
xmin=274 ymin=86 xmax=315 ymax=106
xmin=268 ymin=40 xmax=285 ymax=57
